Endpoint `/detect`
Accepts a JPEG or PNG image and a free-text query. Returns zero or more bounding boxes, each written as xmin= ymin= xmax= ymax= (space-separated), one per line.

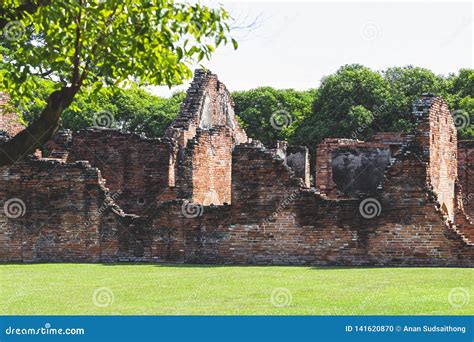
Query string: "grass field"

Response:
xmin=0 ymin=264 xmax=472 ymax=315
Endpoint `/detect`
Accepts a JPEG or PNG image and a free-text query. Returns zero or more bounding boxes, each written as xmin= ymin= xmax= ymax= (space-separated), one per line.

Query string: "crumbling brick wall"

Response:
xmin=176 ymin=127 xmax=234 ymax=205
xmin=458 ymin=140 xmax=474 ymax=218
xmin=153 ymin=138 xmax=473 ymax=266
xmin=1 ymin=73 xmax=473 ymax=266
xmin=58 ymin=129 xmax=176 ymax=215
xmin=0 ymin=159 xmax=106 ymax=262
xmin=413 ymin=96 xmax=458 ymax=221
xmin=165 ymin=70 xmax=248 ymax=205
xmin=0 ymin=157 xmax=153 ymax=263
xmin=165 ymin=69 xmax=247 ymax=149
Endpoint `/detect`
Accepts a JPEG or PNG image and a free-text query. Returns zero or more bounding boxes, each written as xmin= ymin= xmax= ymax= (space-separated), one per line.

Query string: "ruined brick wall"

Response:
xmin=149 ymin=141 xmax=473 ymax=266
xmin=61 ymin=129 xmax=176 ymax=215
xmin=458 ymin=141 xmax=474 ymax=218
xmin=166 ymin=69 xmax=247 ymax=148
xmin=0 ymin=92 xmax=24 ymax=138
xmin=1 ymin=73 xmax=473 ymax=266
xmin=176 ymin=127 xmax=234 ymax=205
xmin=413 ymin=96 xmax=458 ymax=220
xmin=231 ymin=141 xmax=304 ymax=223
xmin=0 ymin=157 xmax=153 ymax=263
xmin=0 ymin=159 xmax=106 ymax=262
xmin=164 ymin=70 xmax=248 ymax=205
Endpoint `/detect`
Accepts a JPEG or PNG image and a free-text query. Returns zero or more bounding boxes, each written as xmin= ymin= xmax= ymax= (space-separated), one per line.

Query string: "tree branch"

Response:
xmin=72 ymin=0 xmax=83 ymax=86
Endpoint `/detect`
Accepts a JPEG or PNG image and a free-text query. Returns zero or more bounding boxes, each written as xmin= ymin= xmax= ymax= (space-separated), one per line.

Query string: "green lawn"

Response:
xmin=0 ymin=264 xmax=472 ymax=315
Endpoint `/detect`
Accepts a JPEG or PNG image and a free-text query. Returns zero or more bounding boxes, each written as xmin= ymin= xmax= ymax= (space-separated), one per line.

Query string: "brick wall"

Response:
xmin=458 ymin=140 xmax=474 ymax=218
xmin=61 ymin=129 xmax=175 ymax=215
xmin=165 ymin=70 xmax=248 ymax=205
xmin=141 ymin=141 xmax=473 ymax=266
xmin=0 ymin=159 xmax=107 ymax=262
xmin=231 ymin=141 xmax=304 ymax=223
xmin=413 ymin=96 xmax=458 ymax=220
xmin=1 ymin=73 xmax=473 ymax=266
xmin=176 ymin=126 xmax=234 ymax=205
xmin=165 ymin=69 xmax=247 ymax=148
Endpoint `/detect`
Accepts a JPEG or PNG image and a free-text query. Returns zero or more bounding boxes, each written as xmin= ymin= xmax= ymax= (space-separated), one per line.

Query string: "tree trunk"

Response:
xmin=0 ymin=86 xmax=79 ymax=167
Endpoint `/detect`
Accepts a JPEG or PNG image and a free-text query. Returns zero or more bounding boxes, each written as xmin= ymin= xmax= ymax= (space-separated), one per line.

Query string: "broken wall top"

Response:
xmin=165 ymin=69 xmax=247 ymax=147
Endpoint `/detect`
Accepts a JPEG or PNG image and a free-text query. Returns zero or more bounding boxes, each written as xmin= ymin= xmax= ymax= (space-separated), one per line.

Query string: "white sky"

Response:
xmin=150 ymin=0 xmax=473 ymax=96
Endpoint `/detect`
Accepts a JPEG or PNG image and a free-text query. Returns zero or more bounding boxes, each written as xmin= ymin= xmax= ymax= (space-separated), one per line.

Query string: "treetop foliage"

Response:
xmin=1 ymin=0 xmax=235 ymax=112
xmin=17 ymin=65 xmax=474 ymax=148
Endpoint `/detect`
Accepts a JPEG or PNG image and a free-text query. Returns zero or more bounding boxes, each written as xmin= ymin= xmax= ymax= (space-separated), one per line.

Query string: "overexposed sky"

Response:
xmin=150 ymin=0 xmax=473 ymax=96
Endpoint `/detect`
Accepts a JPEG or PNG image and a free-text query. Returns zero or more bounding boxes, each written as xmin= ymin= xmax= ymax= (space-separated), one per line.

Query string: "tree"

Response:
xmin=19 ymin=80 xmax=185 ymax=137
xmin=455 ymin=96 xmax=474 ymax=140
xmin=292 ymin=64 xmax=391 ymax=148
xmin=291 ymin=65 xmax=474 ymax=149
xmin=0 ymin=0 xmax=236 ymax=166
xmin=378 ymin=66 xmax=447 ymax=134
xmin=448 ymin=68 xmax=474 ymax=101
xmin=232 ymin=87 xmax=315 ymax=145
xmin=107 ymin=89 xmax=185 ymax=137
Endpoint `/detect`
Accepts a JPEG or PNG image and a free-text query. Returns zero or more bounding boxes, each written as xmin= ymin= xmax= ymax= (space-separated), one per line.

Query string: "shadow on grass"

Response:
xmin=1 ymin=262 xmax=465 ymax=270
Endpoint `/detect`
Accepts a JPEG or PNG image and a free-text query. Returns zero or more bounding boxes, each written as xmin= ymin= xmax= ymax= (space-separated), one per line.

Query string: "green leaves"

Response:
xmin=232 ymin=87 xmax=316 ymax=145
xmin=0 ymin=0 xmax=236 ymax=110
